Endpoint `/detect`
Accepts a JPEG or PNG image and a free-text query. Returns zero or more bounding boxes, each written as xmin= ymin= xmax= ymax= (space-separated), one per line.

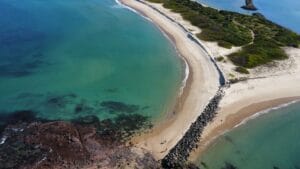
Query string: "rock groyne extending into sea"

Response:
xmin=129 ymin=1 xmax=227 ymax=167
xmin=161 ymin=88 xmax=225 ymax=168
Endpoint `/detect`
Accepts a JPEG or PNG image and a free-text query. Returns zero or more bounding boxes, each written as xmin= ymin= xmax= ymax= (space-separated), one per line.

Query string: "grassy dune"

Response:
xmin=148 ymin=0 xmax=300 ymax=68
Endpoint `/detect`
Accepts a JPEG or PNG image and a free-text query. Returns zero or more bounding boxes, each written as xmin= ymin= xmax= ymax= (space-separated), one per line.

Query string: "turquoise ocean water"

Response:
xmin=197 ymin=0 xmax=300 ymax=33
xmin=197 ymin=102 xmax=300 ymax=169
xmin=0 ymin=0 xmax=183 ymax=121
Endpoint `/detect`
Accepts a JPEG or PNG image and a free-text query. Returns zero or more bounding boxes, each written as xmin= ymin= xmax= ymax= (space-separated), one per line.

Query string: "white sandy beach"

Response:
xmin=120 ymin=0 xmax=300 ymax=161
xmin=120 ymin=0 xmax=220 ymax=160
xmin=190 ymin=47 xmax=300 ymax=161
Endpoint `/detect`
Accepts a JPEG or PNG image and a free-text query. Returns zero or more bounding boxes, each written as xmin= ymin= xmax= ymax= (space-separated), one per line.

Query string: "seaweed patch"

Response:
xmin=74 ymin=100 xmax=94 ymax=114
xmin=100 ymin=101 xmax=139 ymax=114
xmin=221 ymin=162 xmax=238 ymax=169
xmin=0 ymin=110 xmax=48 ymax=135
xmin=72 ymin=113 xmax=151 ymax=142
xmin=45 ymin=93 xmax=77 ymax=108
xmin=104 ymin=88 xmax=119 ymax=93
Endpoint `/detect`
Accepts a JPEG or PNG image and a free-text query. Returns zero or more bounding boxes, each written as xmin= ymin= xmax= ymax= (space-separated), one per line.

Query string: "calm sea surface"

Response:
xmin=0 ymin=0 xmax=183 ymax=121
xmin=197 ymin=102 xmax=300 ymax=169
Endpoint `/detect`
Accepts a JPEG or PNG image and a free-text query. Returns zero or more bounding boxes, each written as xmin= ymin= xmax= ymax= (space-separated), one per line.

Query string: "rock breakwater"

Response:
xmin=161 ymin=88 xmax=225 ymax=168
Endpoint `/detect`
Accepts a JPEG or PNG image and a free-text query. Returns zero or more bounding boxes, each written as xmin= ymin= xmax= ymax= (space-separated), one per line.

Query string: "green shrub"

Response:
xmin=216 ymin=56 xmax=224 ymax=62
xmin=235 ymin=66 xmax=250 ymax=74
xmin=146 ymin=0 xmax=300 ymax=68
xmin=218 ymin=41 xmax=232 ymax=49
xmin=229 ymin=73 xmax=235 ymax=77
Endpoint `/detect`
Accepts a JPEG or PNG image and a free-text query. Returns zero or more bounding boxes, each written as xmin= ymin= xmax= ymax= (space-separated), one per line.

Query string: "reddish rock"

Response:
xmin=0 ymin=120 xmax=160 ymax=169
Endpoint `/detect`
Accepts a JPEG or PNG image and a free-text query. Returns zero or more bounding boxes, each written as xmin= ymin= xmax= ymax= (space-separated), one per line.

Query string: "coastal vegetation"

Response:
xmin=235 ymin=66 xmax=250 ymax=74
xmin=148 ymin=0 xmax=300 ymax=68
xmin=216 ymin=56 xmax=224 ymax=62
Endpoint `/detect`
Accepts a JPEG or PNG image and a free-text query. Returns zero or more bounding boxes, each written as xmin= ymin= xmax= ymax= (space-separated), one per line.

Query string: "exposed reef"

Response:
xmin=8 ymin=92 xmax=151 ymax=122
xmin=222 ymin=162 xmax=238 ymax=169
xmin=241 ymin=0 xmax=257 ymax=11
xmin=0 ymin=110 xmax=157 ymax=169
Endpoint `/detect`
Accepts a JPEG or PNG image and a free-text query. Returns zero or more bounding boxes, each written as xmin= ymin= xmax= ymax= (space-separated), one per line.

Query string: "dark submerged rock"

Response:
xmin=74 ymin=102 xmax=93 ymax=114
xmin=72 ymin=115 xmax=100 ymax=125
xmin=97 ymin=114 xmax=151 ymax=142
xmin=0 ymin=110 xmax=47 ymax=135
xmin=221 ymin=162 xmax=238 ymax=169
xmin=100 ymin=101 xmax=139 ymax=113
xmin=0 ymin=110 xmax=37 ymax=124
xmin=200 ymin=161 xmax=208 ymax=168
xmin=46 ymin=93 xmax=77 ymax=108
xmin=186 ymin=163 xmax=201 ymax=169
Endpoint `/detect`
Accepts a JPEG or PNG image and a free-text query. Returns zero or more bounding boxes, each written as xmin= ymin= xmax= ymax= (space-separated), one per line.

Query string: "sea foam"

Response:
xmin=234 ymin=99 xmax=300 ymax=128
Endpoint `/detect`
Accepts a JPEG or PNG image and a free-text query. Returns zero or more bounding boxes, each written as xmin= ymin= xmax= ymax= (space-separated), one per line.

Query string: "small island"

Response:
xmin=241 ymin=0 xmax=258 ymax=11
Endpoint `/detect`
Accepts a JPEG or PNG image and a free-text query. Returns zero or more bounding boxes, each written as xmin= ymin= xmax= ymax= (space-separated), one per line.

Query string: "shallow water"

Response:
xmin=197 ymin=0 xmax=300 ymax=33
xmin=197 ymin=102 xmax=300 ymax=169
xmin=0 ymin=0 xmax=183 ymax=121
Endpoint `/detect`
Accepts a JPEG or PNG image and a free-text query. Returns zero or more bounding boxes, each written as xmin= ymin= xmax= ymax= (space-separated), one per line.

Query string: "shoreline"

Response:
xmin=116 ymin=0 xmax=192 ymax=125
xmin=119 ymin=0 xmax=300 ymax=163
xmin=189 ymin=97 xmax=300 ymax=161
xmin=120 ymin=0 xmax=220 ymax=160
xmin=116 ymin=0 xmax=190 ymax=98
xmin=193 ymin=45 xmax=300 ymax=161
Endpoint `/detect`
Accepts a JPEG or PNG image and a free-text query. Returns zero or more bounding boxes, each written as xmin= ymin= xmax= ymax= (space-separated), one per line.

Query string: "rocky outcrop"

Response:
xmin=241 ymin=0 xmax=257 ymax=11
xmin=0 ymin=112 xmax=159 ymax=169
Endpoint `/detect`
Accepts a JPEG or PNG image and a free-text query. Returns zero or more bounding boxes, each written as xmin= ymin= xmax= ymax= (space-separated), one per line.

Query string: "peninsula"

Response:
xmin=1 ymin=0 xmax=299 ymax=168
xmin=121 ymin=0 xmax=300 ymax=168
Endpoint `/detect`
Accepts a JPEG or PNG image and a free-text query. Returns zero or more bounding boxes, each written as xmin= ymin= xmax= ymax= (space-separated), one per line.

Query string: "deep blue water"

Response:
xmin=197 ymin=0 xmax=300 ymax=33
